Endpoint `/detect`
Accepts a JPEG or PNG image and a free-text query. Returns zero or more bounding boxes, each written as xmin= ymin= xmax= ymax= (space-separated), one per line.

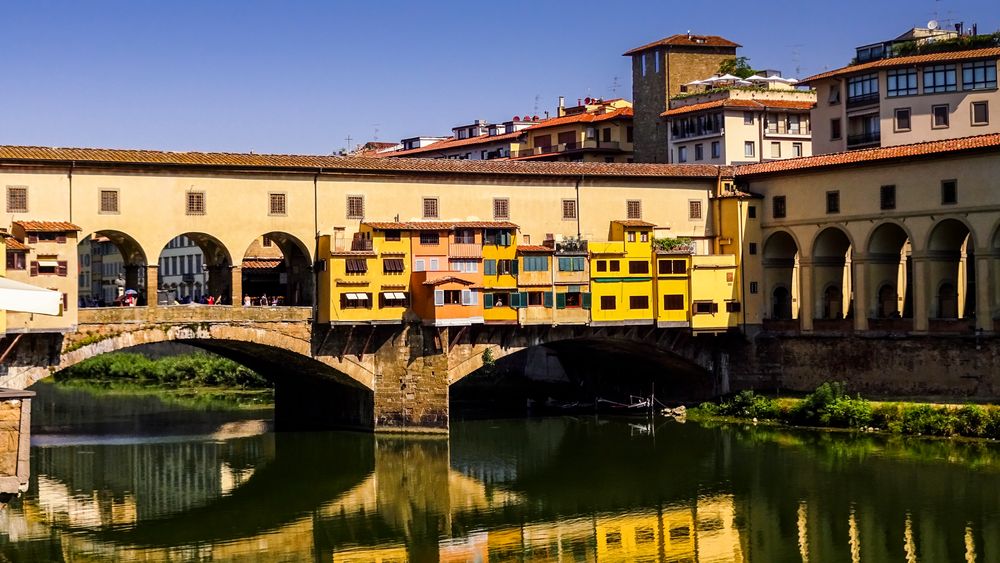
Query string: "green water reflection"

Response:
xmin=0 ymin=387 xmax=998 ymax=561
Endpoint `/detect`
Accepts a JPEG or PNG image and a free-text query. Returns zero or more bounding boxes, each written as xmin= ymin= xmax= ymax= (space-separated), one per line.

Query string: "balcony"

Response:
xmin=511 ymin=140 xmax=622 ymax=159
xmin=846 ymin=93 xmax=879 ymax=109
xmin=350 ymin=239 xmax=374 ymax=252
xmin=449 ymin=243 xmax=482 ymax=259
xmin=847 ymin=131 xmax=881 ymax=148
xmin=555 ymin=239 xmax=588 ymax=254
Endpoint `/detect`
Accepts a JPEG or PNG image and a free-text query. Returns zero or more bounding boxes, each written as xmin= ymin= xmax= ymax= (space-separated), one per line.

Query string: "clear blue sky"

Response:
xmin=1 ymin=0 xmax=996 ymax=155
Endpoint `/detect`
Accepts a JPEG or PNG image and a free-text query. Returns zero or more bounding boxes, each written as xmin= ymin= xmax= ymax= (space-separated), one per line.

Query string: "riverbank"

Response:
xmin=691 ymin=383 xmax=1000 ymax=440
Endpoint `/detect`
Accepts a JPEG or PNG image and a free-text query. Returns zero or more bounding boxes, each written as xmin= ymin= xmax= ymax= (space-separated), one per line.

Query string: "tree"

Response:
xmin=718 ymin=57 xmax=757 ymax=79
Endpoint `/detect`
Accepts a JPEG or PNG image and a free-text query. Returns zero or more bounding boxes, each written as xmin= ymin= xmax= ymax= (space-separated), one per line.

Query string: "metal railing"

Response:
xmin=846 ymin=93 xmax=879 ymax=108
xmin=511 ymin=140 xmax=621 ymax=158
xmin=847 ymin=131 xmax=880 ymax=147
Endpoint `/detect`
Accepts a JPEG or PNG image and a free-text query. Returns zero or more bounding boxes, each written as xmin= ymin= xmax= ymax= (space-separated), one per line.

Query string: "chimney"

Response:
xmin=558 ymin=96 xmax=566 ymax=117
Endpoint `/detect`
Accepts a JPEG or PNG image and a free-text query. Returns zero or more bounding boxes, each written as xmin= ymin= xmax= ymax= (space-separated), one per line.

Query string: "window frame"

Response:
xmin=744 ymin=141 xmax=755 ymax=158
xmin=186 ymin=191 xmax=206 ymax=215
xmin=98 ymin=188 xmax=120 ymax=214
xmin=941 ymin=179 xmax=958 ymax=205
xmin=422 ymin=197 xmax=439 ymax=219
xmin=931 ymin=104 xmax=950 ymax=129
xmin=561 ymin=199 xmax=577 ymax=220
xmin=886 ymin=68 xmax=918 ymax=97
xmin=826 ymin=190 xmax=840 ymax=214
xmin=962 ymin=60 xmax=997 ymax=91
xmin=893 ymin=107 xmax=912 ymax=132
xmin=6 ymin=185 xmax=28 ymax=213
xmin=923 ymin=64 xmax=957 ymax=93
xmin=493 ymin=197 xmax=510 ymax=220
xmin=772 ymin=195 xmax=787 ymax=219
xmin=269 ymin=192 xmax=288 ymax=216
xmin=971 ymin=101 xmax=989 ymax=126
xmin=880 ymin=185 xmax=896 ymax=210
xmin=628 ymin=295 xmax=649 ymax=310
xmin=346 ymin=195 xmax=364 ymax=219
xmin=688 ymin=200 xmax=703 ymax=220
xmin=600 ymin=295 xmax=616 ymax=310
xmin=626 ymin=199 xmax=642 ymax=220
xmin=419 ymin=231 xmax=440 ymax=245
xmin=830 ymin=118 xmax=842 ymax=140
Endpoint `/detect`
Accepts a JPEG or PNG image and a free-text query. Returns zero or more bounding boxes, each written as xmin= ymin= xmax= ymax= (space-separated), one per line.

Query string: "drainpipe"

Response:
xmin=313 ymin=169 xmax=321 ymax=314
xmin=738 ymin=198 xmax=747 ymax=334
xmin=758 ymin=109 xmax=764 ymax=163
xmin=575 ymin=175 xmax=583 ymax=239
xmin=68 ymin=161 xmax=75 ymax=221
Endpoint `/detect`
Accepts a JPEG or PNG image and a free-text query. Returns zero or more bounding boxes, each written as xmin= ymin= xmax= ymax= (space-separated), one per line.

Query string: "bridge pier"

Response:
xmin=373 ymin=325 xmax=450 ymax=434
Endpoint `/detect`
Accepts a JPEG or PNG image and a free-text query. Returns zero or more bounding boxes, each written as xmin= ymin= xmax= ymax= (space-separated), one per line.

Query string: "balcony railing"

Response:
xmin=846 ymin=93 xmax=880 ymax=109
xmin=449 ymin=243 xmax=482 ymax=258
xmin=555 ymin=239 xmax=588 ymax=254
xmin=350 ymin=239 xmax=374 ymax=252
xmin=511 ymin=140 xmax=621 ymax=158
xmin=847 ymin=131 xmax=881 ymax=148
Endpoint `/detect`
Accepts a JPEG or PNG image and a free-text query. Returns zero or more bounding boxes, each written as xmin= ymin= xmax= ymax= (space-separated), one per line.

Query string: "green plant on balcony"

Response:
xmin=652 ymin=237 xmax=694 ymax=253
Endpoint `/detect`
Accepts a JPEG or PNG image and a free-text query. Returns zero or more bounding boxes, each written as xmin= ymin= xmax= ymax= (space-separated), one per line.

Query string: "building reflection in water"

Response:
xmin=0 ymin=417 xmax=997 ymax=561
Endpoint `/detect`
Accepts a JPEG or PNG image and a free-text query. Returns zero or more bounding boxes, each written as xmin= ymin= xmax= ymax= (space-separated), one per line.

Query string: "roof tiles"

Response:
xmin=363 ymin=221 xmax=519 ymax=231
xmin=14 ymin=221 xmax=82 ymax=232
xmin=662 ymin=98 xmax=814 ymax=117
xmin=516 ymin=245 xmax=554 ymax=253
xmin=624 ymin=34 xmax=741 ymax=56
xmin=802 ymin=47 xmax=1000 ymax=83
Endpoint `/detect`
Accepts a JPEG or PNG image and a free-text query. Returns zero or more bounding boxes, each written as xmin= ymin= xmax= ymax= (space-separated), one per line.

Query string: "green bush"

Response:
xmin=899 ymin=405 xmax=958 ymax=437
xmin=57 ymin=353 xmax=269 ymax=389
xmin=790 ymin=382 xmax=872 ymax=428
xmin=716 ymin=390 xmax=780 ymax=419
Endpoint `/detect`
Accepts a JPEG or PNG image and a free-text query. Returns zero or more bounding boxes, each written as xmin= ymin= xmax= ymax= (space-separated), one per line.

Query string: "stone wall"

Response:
xmin=0 ymin=391 xmax=32 ymax=496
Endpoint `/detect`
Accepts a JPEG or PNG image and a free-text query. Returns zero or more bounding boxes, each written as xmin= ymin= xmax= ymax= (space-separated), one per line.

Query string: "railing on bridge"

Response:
xmin=77 ymin=306 xmax=314 ymax=325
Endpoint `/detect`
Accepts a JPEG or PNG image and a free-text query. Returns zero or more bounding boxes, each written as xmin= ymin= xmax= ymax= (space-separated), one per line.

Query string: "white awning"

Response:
xmin=345 ymin=293 xmax=360 ymax=300
xmin=391 ymin=292 xmax=406 ymax=299
xmin=0 ymin=278 xmax=63 ymax=316
xmin=37 ymin=259 xmax=60 ymax=268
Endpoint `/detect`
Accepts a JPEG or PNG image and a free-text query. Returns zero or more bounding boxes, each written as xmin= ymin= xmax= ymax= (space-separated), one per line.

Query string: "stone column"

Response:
xmin=798 ymin=260 xmax=814 ymax=332
xmin=852 ymin=256 xmax=869 ymax=332
xmin=231 ymin=265 xmax=243 ymax=307
xmin=910 ymin=255 xmax=930 ymax=333
xmin=144 ymin=265 xmax=159 ymax=308
xmin=975 ymin=253 xmax=994 ymax=333
xmin=373 ymin=323 xmax=449 ymax=433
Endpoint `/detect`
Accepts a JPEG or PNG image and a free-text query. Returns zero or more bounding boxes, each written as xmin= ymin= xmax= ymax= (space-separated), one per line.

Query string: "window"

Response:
xmin=414 ymin=258 xmax=426 ymax=272
xmin=677 ymin=146 xmax=687 ymax=163
xmin=658 ymin=259 xmax=687 ymax=275
xmin=628 ymin=260 xmax=649 ymax=274
xmin=558 ymin=256 xmax=585 ymax=271
xmin=422 ymin=197 xmax=439 ymax=219
xmin=627 ymin=231 xmax=636 ymax=242
xmin=880 ymin=185 xmax=896 ymax=210
xmin=749 ymin=242 xmax=758 ymax=255
xmin=380 ymin=292 xmax=409 ymax=308
xmin=267 ymin=192 xmax=287 ymax=216
xmin=693 ymin=301 xmax=718 ymax=314
xmin=826 ymin=190 xmax=840 ymax=214
xmin=830 ymin=118 xmax=842 ymax=140
xmin=384 ymin=229 xmax=401 ymax=241
xmin=743 ymin=112 xmax=754 ymax=125
xmin=450 ymin=259 xmax=478 ymax=273
xmin=641 ymin=232 xmax=648 ymax=242
xmin=971 ymin=101 xmax=989 ymax=126
xmin=894 ymin=108 xmax=912 ymax=131
xmin=419 ymin=232 xmax=439 ymax=245
xmin=629 ymin=295 xmax=649 ymax=309
xmin=694 ymin=144 xmax=703 ymax=161
xmin=689 ymin=200 xmax=702 ymax=220
xmin=600 ymin=295 xmax=616 ymax=310
xmin=562 ymin=199 xmax=577 ymax=220
xmin=526 ymin=292 xmax=544 ymax=306
xmin=493 ymin=198 xmax=510 ymax=220
xmin=963 ymin=60 xmax=997 ymax=90
xmin=772 ymin=195 xmax=786 ymax=219
xmin=602 ymin=127 xmax=612 ymax=142
xmin=609 ymin=260 xmax=620 ymax=272
xmin=435 ymin=290 xmax=463 ymax=306
xmin=429 ymin=258 xmax=440 ymax=270
xmin=626 ymin=200 xmax=642 ymax=219
xmin=346 ymin=195 xmax=364 ymax=219
xmin=663 ymin=294 xmax=684 ymax=310
xmin=345 ymin=259 xmax=367 ymax=273
xmin=454 ymin=228 xmax=475 ymax=244
xmin=828 ymin=85 xmax=841 ymax=105
xmin=749 ymin=282 xmax=759 ymax=294
xmin=725 ymin=301 xmax=742 ymax=313
xmin=847 ymin=73 xmax=879 ymax=102
xmin=792 ymin=142 xmax=803 ymax=157
xmin=748 ymin=205 xmax=757 ymax=219
xmin=99 ymin=189 xmax=119 ymax=213
xmin=383 ymin=258 xmax=405 ymax=273
xmin=31 ymin=259 xmax=67 ymax=277
xmin=923 ymin=64 xmax=957 ymax=93
xmin=186 ymin=191 xmax=206 ymax=215
xmin=522 ymin=255 xmax=548 ymax=272
xmin=744 ymin=142 xmax=755 ymax=158
xmin=887 ymin=68 xmax=918 ymax=96
xmin=596 ymin=260 xmax=607 ymax=272
xmin=262 ymin=235 xmax=273 ymax=247
xmin=787 ymin=114 xmax=802 ymax=134
xmin=711 ymin=141 xmax=720 ymax=159
xmin=626 ymin=126 xmax=634 ymax=143
xmin=770 ymin=142 xmax=781 ymax=159
xmin=932 ymin=104 xmax=949 ymax=128
xmin=6 ymin=186 xmax=27 ymax=213
xmin=6 ymin=251 xmax=26 ymax=270
xmin=941 ymin=179 xmax=957 ymax=205
xmin=484 ymin=229 xmax=512 ymax=246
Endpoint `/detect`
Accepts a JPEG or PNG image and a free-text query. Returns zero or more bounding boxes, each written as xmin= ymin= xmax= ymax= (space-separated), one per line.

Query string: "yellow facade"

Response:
xmin=515 ymin=249 xmax=555 ymax=325
xmin=5 ymin=223 xmax=79 ymax=333
xmin=690 ymin=254 xmax=740 ymax=332
xmin=551 ymin=240 xmax=592 ymax=325
xmin=0 ymin=235 xmax=7 ymax=335
xmin=654 ymin=251 xmax=692 ymax=327
xmin=482 ymin=226 xmax=518 ymax=324
xmin=318 ymin=226 xmax=412 ymax=324
xmin=589 ymin=222 xmax=655 ymax=325
xmin=594 ymin=511 xmax=664 ymax=562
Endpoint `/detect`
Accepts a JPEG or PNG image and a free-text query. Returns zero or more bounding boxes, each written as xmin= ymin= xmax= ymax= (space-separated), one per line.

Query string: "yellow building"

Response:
xmin=551 ymin=238 xmax=591 ymax=324
xmin=515 ymin=245 xmax=554 ymax=325
xmin=690 ymin=254 xmax=740 ymax=332
xmin=654 ymin=244 xmax=693 ymax=328
xmin=594 ymin=510 xmax=665 ymax=562
xmin=482 ymin=224 xmax=519 ymax=324
xmin=4 ymin=221 xmax=81 ymax=333
xmin=589 ymin=220 xmax=655 ymax=325
xmin=318 ymin=226 xmax=411 ymax=325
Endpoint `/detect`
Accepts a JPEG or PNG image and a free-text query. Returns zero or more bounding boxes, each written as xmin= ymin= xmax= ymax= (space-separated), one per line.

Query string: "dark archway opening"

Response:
xmin=927 ymin=219 xmax=974 ymax=321
xmin=812 ymin=227 xmax=852 ymax=320
xmin=763 ymin=231 xmax=799 ymax=322
xmin=240 ymin=233 xmax=314 ymax=306
xmin=156 ymin=233 xmax=232 ymax=305
xmin=77 ymin=231 xmax=148 ymax=307
xmin=867 ymin=223 xmax=912 ymax=319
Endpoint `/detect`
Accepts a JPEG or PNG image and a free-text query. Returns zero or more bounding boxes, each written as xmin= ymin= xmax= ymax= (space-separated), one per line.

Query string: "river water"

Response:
xmin=0 ymin=383 xmax=998 ymax=562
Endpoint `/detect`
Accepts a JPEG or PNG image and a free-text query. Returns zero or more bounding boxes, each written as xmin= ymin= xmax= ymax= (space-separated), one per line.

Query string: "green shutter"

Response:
xmin=573 ymin=257 xmax=585 ymax=271
xmin=483 ymin=293 xmax=493 ymax=309
xmin=511 ymin=259 xmax=519 ymax=276
xmin=544 ymin=291 xmax=553 ymax=308
xmin=484 ymin=259 xmax=496 ymax=275
xmin=508 ymin=292 xmax=519 ymax=308
xmin=582 ymin=292 xmax=592 ymax=309
xmin=556 ymin=293 xmax=567 ymax=309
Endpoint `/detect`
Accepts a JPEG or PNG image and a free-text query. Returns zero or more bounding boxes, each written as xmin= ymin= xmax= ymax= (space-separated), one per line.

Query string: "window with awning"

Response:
xmin=345 ymin=259 xmax=368 ymax=273
xmin=380 ymin=291 xmax=409 ymax=308
xmin=382 ymin=258 xmax=405 ymax=273
xmin=340 ymin=292 xmax=372 ymax=309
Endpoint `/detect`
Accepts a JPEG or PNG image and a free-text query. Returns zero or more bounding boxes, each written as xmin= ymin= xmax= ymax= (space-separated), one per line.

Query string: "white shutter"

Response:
xmin=469 ymin=290 xmax=478 ymax=305
xmin=430 ymin=258 xmax=440 ymax=270
xmin=434 ymin=290 xmax=444 ymax=306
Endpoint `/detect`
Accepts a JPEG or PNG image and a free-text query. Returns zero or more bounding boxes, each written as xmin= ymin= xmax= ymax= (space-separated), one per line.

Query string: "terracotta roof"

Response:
xmin=802 ymin=47 xmax=1000 ymax=83
xmin=4 ymin=238 xmax=29 ymax=251
xmin=736 ymin=133 xmax=1000 ymax=176
xmin=13 ymin=221 xmax=82 ymax=232
xmin=662 ymin=98 xmax=815 ymax=117
xmin=517 ymin=245 xmax=554 ymax=253
xmin=613 ymin=220 xmax=656 ymax=227
xmin=241 ymin=259 xmax=282 ymax=269
xmin=526 ymin=106 xmax=633 ymax=130
xmin=624 ymin=34 xmax=741 ymax=56
xmin=0 ymin=145 xmax=720 ymax=178
xmin=378 ymin=131 xmax=524 ymax=157
xmin=363 ymin=221 xmax=518 ymax=231
xmin=422 ymin=276 xmax=476 ymax=286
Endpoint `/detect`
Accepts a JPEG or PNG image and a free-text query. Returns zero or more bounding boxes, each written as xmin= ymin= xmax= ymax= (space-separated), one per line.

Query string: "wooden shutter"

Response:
xmin=56 ymin=234 xmax=67 ymax=244
xmin=30 ymin=261 xmax=38 ymax=276
xmin=28 ymin=234 xmax=38 ymax=244
xmin=483 ymin=293 xmax=493 ymax=309
xmin=57 ymin=261 xmax=68 ymax=276
xmin=582 ymin=293 xmax=592 ymax=310
xmin=484 ymin=260 xmax=496 ymax=275
xmin=556 ymin=293 xmax=567 ymax=309
xmin=510 ymin=259 xmax=518 ymax=276
xmin=544 ymin=291 xmax=553 ymax=308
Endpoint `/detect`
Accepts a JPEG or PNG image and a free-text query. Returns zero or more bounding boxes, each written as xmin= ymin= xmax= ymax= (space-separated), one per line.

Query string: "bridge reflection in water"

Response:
xmin=1 ymin=417 xmax=998 ymax=561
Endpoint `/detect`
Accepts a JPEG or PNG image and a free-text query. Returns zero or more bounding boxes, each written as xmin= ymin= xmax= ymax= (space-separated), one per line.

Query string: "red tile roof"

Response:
xmin=13 ymin=221 xmax=82 ymax=232
xmin=802 ymin=47 xmax=1000 ymax=83
xmin=377 ymin=130 xmax=524 ymax=157
xmin=527 ymin=106 xmax=633 ymax=130
xmin=517 ymin=245 xmax=554 ymax=253
xmin=364 ymin=221 xmax=518 ymax=231
xmin=736 ymin=133 xmax=1000 ymax=176
xmin=422 ymin=276 xmax=477 ymax=286
xmin=0 ymin=145 xmax=720 ymax=178
xmin=624 ymin=34 xmax=741 ymax=56
xmin=241 ymin=259 xmax=282 ymax=269
xmin=613 ymin=220 xmax=656 ymax=227
xmin=662 ymin=98 xmax=815 ymax=117
xmin=4 ymin=238 xmax=29 ymax=251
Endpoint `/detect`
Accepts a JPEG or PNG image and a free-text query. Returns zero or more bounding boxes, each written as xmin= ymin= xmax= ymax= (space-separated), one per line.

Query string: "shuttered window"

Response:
xmin=6 ymin=186 xmax=27 ymax=213
xmin=382 ymin=258 xmax=405 ymax=273
xmin=100 ymin=189 xmax=119 ymax=213
xmin=269 ymin=193 xmax=287 ymax=215
xmin=345 ymin=259 xmax=368 ymax=273
xmin=186 ymin=191 xmax=206 ymax=215
xmin=663 ymin=294 xmax=685 ymax=310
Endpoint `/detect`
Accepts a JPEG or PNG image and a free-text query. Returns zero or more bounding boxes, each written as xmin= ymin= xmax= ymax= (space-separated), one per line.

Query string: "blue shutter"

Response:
xmin=544 ymin=291 xmax=554 ymax=308
xmin=484 ymin=260 xmax=496 ymax=275
xmin=582 ymin=292 xmax=592 ymax=309
xmin=483 ymin=293 xmax=493 ymax=309
xmin=556 ymin=293 xmax=567 ymax=309
xmin=573 ymin=257 xmax=585 ymax=271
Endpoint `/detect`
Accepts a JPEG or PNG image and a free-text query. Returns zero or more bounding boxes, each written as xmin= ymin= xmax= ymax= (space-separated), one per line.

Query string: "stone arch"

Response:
xmin=762 ymin=230 xmax=800 ymax=321
xmin=811 ymin=227 xmax=853 ymax=320
xmin=78 ymin=230 xmax=150 ymax=307
xmin=155 ymin=232 xmax=235 ymax=304
xmin=240 ymin=232 xmax=315 ymax=306
xmin=925 ymin=218 xmax=975 ymax=319
xmin=865 ymin=222 xmax=913 ymax=319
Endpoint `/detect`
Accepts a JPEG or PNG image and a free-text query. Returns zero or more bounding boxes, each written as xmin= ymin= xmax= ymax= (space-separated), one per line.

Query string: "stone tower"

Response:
xmin=624 ymin=33 xmax=739 ymax=163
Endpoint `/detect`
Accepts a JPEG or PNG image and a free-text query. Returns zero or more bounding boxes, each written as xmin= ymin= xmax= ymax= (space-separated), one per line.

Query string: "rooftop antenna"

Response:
xmin=533 ymin=94 xmax=540 ymax=114
xmin=372 ymin=124 xmax=381 ymax=142
xmin=344 ymin=135 xmax=354 ymax=151
xmin=610 ymin=75 xmax=621 ymax=96
xmin=787 ymin=44 xmax=803 ymax=77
